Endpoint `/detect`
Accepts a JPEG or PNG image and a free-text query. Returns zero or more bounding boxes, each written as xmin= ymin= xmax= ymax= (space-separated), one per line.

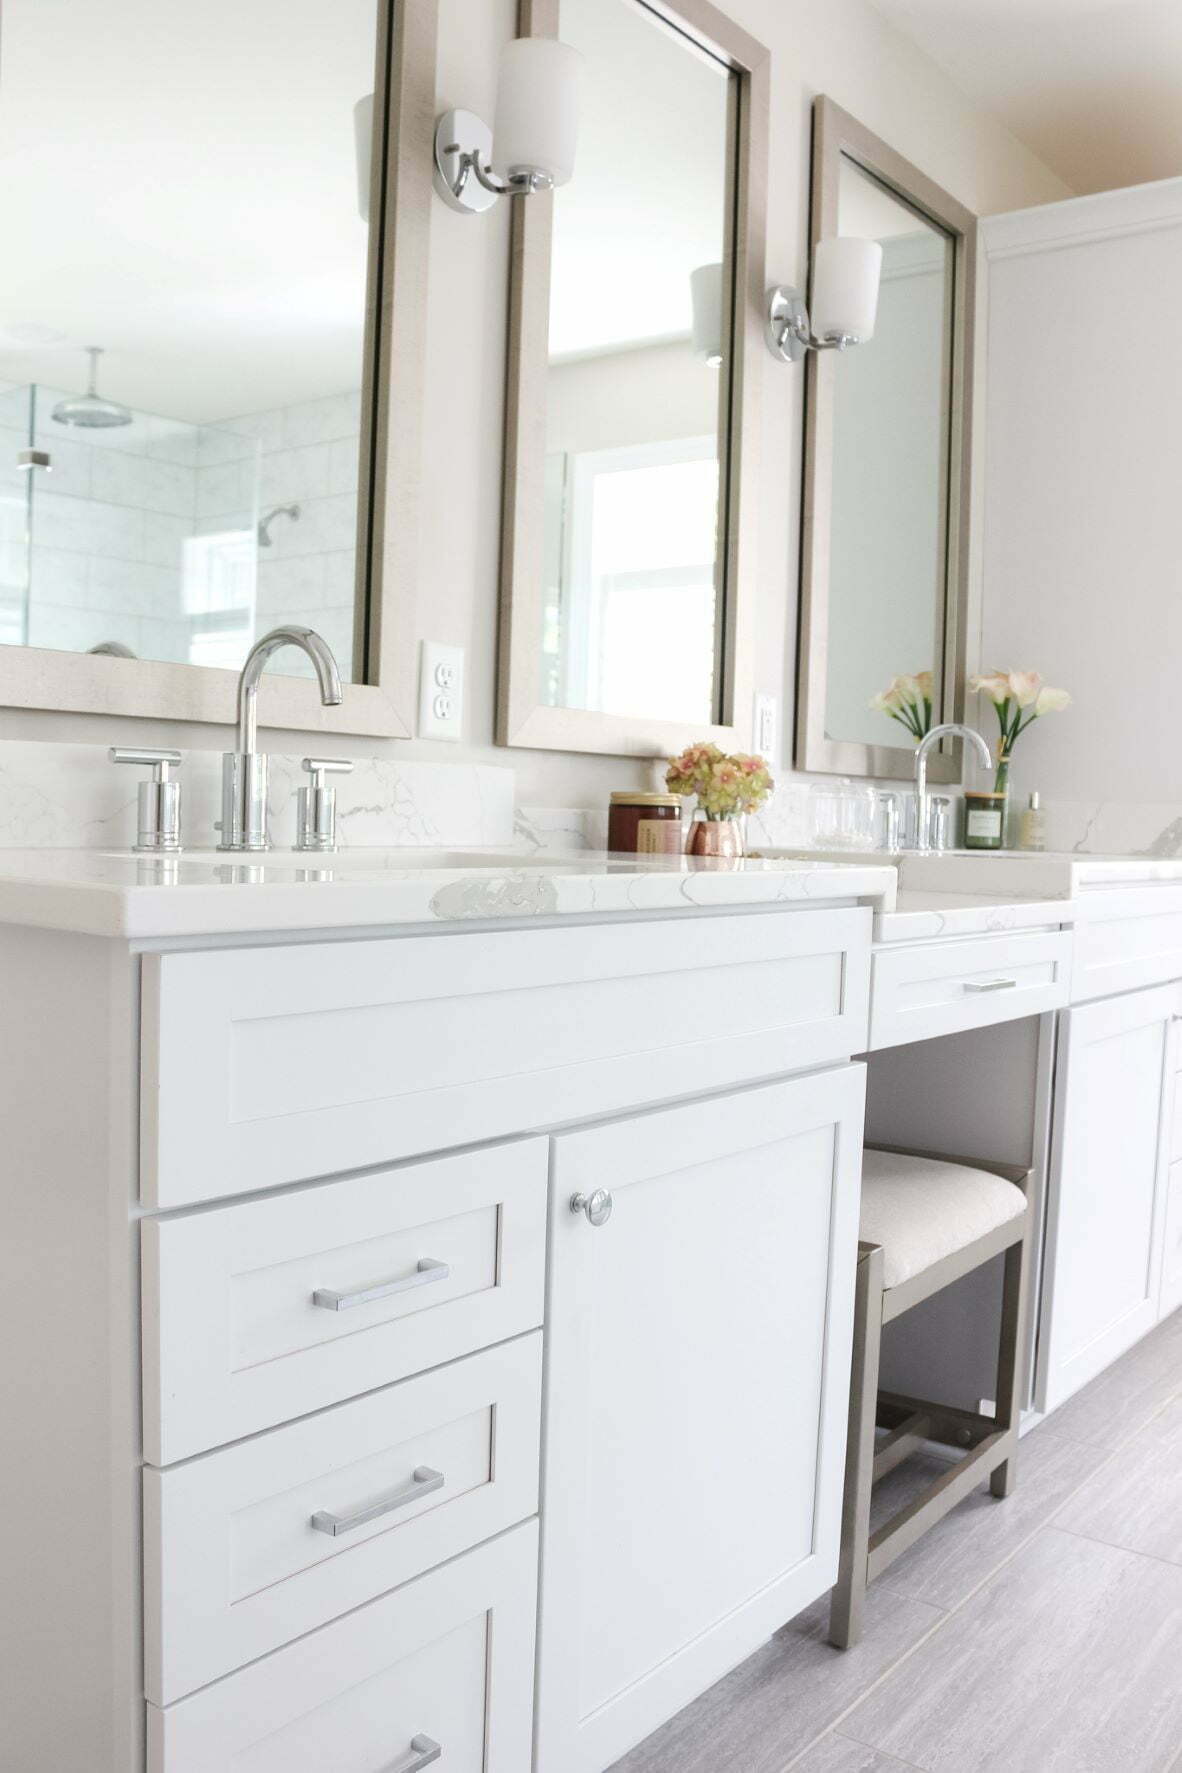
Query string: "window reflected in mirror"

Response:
xmin=0 ymin=0 xmax=383 ymax=681
xmin=539 ymin=0 xmax=736 ymax=726
xmin=824 ymin=155 xmax=955 ymax=749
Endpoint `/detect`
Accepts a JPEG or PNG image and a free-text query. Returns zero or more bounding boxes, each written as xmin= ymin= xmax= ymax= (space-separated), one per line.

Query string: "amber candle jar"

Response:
xmin=607 ymin=792 xmax=683 ymax=854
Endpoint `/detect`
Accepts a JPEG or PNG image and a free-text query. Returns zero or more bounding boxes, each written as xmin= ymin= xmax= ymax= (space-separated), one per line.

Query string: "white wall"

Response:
xmin=0 ymin=0 xmax=1070 ymax=814
xmin=977 ymin=178 xmax=1182 ymax=841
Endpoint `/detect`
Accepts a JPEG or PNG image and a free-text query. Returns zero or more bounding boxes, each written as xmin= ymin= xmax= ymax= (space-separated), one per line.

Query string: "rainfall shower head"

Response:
xmin=52 ymin=347 xmax=133 ymax=429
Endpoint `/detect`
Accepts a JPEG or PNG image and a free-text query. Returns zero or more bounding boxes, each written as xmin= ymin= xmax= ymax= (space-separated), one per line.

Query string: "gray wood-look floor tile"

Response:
xmin=789 ymin=1733 xmax=922 ymax=1772
xmin=1053 ymin=1393 xmax=1182 ymax=1565
xmin=1040 ymin=1309 xmax=1182 ymax=1449
xmin=869 ymin=1416 xmax=1110 ymax=1609
xmin=840 ymin=1526 xmax=1182 ymax=1771
xmin=605 ymin=1585 xmax=944 ymax=1773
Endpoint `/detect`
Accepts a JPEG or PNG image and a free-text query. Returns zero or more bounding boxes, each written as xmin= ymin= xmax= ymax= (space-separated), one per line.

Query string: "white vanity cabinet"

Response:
xmin=1039 ymin=983 xmax=1176 ymax=1410
xmin=0 ymin=886 xmax=877 ymax=1773
xmin=536 ymin=1066 xmax=865 ymax=1773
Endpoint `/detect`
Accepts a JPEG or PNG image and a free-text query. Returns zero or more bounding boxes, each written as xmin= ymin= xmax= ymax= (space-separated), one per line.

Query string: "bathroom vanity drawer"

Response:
xmin=142 ymin=1138 xmax=546 ymax=1465
xmin=869 ymin=928 xmax=1072 ymax=1049
xmin=145 ymin=1334 xmax=541 ymax=1706
xmin=147 ymin=1518 xmax=538 ymax=1773
xmin=140 ymin=909 xmax=871 ymax=1207
xmin=1160 ymin=1161 xmax=1182 ymax=1319
xmin=1071 ymin=890 xmax=1182 ymax=1002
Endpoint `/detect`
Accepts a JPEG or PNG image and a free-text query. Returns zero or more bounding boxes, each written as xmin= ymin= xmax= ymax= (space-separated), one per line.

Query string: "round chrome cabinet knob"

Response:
xmin=570 ymin=1188 xmax=613 ymax=1227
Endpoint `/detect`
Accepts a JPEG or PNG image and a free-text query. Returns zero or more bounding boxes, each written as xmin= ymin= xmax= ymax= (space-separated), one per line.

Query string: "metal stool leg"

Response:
xmin=990 ymin=1215 xmax=1031 ymax=1499
xmin=829 ymin=1242 xmax=884 ymax=1649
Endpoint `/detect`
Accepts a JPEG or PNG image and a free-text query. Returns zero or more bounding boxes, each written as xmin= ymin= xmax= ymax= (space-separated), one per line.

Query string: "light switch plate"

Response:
xmin=754 ymin=693 xmax=778 ymax=762
xmin=419 ymin=642 xmax=464 ymax=741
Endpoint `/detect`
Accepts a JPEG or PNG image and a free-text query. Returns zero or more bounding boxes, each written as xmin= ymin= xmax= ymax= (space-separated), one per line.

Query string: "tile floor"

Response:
xmin=610 ymin=1307 xmax=1182 ymax=1773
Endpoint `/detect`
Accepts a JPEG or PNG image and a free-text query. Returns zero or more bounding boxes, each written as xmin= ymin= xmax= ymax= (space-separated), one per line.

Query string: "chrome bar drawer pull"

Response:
xmin=312 ymin=1257 xmax=450 ymax=1312
xmin=963 ymin=978 xmax=1019 ymax=994
xmin=394 ymin=1738 xmax=442 ymax=1772
xmin=310 ymin=1465 xmax=445 ymax=1537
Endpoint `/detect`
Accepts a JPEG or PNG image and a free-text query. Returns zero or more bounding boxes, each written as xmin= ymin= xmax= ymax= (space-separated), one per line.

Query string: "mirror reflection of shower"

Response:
xmin=258 ymin=503 xmax=301 ymax=548
xmin=51 ymin=347 xmax=132 ymax=429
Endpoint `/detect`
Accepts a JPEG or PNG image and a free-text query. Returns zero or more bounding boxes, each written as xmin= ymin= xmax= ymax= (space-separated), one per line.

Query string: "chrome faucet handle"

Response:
xmin=928 ymin=794 xmax=953 ymax=854
xmin=296 ymin=756 xmax=354 ymax=853
xmin=109 ymin=747 xmax=183 ymax=853
xmin=876 ymin=791 xmax=903 ymax=853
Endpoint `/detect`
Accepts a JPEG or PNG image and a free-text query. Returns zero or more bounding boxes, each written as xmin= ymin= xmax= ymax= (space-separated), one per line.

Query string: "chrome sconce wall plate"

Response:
xmin=765 ymin=236 xmax=883 ymax=363
xmin=433 ymin=37 xmax=581 ymax=216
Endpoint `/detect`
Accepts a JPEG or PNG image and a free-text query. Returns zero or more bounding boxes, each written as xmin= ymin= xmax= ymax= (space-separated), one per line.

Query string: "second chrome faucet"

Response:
xmin=219 ymin=626 xmax=343 ymax=852
xmin=914 ymin=722 xmax=993 ymax=855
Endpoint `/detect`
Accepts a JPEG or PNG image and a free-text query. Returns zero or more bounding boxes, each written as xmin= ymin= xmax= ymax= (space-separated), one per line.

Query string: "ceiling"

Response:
xmin=0 ymin=0 xmax=377 ymax=423
xmin=869 ymin=0 xmax=1182 ymax=195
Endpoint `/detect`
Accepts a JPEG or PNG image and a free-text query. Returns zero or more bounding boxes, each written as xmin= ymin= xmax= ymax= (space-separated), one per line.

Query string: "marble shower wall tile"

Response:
xmin=0 ymin=740 xmax=515 ymax=851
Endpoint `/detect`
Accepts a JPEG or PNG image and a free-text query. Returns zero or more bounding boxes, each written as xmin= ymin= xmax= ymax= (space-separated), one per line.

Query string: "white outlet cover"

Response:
xmin=419 ymin=642 xmax=464 ymax=741
xmin=754 ymin=693 xmax=778 ymax=762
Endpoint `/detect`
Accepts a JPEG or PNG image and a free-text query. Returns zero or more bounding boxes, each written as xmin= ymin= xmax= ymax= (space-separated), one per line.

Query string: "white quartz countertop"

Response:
xmin=756 ymin=845 xmax=1182 ymax=898
xmin=874 ymin=889 xmax=1077 ymax=944
xmin=0 ymin=847 xmax=899 ymax=940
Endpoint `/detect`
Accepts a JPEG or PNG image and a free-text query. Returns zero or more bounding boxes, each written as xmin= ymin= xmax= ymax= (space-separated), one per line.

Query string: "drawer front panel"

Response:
xmin=870 ymin=929 xmax=1072 ymax=1049
xmin=1161 ymin=1161 xmax=1182 ymax=1319
xmin=145 ymin=1335 xmax=541 ymax=1705
xmin=143 ymin=1139 xmax=546 ymax=1465
xmin=1171 ymin=1071 xmax=1182 ymax=1164
xmin=147 ymin=1520 xmax=538 ymax=1773
xmin=141 ymin=910 xmax=871 ymax=1206
xmin=1073 ymin=903 xmax=1182 ymax=1002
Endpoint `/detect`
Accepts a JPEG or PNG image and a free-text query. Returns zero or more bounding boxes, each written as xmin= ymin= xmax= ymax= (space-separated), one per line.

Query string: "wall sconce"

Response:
xmin=434 ymin=38 xmax=581 ymax=216
xmin=766 ymin=237 xmax=883 ymax=363
xmin=690 ymin=263 xmax=724 ymax=368
xmin=354 ymin=94 xmax=374 ymax=223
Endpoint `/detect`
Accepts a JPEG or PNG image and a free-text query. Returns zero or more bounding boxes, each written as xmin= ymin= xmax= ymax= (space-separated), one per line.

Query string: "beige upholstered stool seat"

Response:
xmin=860 ymin=1149 xmax=1028 ymax=1290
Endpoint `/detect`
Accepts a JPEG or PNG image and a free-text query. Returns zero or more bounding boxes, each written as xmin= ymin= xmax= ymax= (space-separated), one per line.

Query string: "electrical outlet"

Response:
xmin=419 ymin=642 xmax=464 ymax=741
xmin=754 ymin=693 xmax=778 ymax=762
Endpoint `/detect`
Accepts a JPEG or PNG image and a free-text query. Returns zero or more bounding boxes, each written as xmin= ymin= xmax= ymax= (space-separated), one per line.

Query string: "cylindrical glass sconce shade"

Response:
xmin=690 ymin=262 xmax=724 ymax=367
xmin=494 ymin=38 xmax=581 ymax=185
xmin=811 ymin=237 xmax=883 ymax=341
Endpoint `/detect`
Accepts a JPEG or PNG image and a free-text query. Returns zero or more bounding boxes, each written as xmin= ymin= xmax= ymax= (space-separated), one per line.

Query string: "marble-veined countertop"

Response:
xmin=874 ymin=888 xmax=1077 ymax=944
xmin=0 ymin=846 xmax=899 ymax=940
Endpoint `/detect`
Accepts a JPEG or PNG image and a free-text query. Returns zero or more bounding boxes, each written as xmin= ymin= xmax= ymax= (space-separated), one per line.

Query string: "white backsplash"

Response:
xmin=0 ymin=740 xmax=514 ymax=851
xmin=0 ymin=737 xmax=1173 ymax=862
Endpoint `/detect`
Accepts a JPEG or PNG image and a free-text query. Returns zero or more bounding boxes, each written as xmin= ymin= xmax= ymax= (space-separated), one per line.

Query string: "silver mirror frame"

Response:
xmin=796 ymin=96 xmax=978 ymax=783
xmin=497 ymin=0 xmax=769 ymax=759
xmin=0 ymin=0 xmax=436 ymax=739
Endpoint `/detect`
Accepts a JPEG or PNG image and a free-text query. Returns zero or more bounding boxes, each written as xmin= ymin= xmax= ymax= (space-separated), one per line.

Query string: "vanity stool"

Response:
xmin=829 ymin=1144 xmax=1033 ymax=1649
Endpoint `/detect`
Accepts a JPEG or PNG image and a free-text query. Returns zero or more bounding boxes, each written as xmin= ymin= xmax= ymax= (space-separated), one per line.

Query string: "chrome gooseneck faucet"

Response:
xmin=914 ymin=722 xmax=992 ymax=855
xmin=219 ymin=626 xmax=343 ymax=852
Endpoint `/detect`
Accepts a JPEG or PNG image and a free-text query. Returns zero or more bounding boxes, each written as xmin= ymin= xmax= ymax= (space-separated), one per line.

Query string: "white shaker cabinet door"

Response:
xmin=1039 ymin=985 xmax=1174 ymax=1412
xmin=536 ymin=1065 xmax=866 ymax=1773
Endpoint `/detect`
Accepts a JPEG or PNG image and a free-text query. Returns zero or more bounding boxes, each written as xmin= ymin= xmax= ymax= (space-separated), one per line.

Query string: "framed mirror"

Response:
xmin=0 ymin=0 xmax=435 ymax=735
xmin=796 ymin=97 xmax=977 ymax=781
xmin=498 ymin=0 xmax=767 ymax=757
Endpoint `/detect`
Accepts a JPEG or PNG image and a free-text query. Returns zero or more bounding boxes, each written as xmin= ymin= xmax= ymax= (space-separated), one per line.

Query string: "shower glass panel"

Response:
xmin=0 ymin=385 xmax=32 ymax=647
